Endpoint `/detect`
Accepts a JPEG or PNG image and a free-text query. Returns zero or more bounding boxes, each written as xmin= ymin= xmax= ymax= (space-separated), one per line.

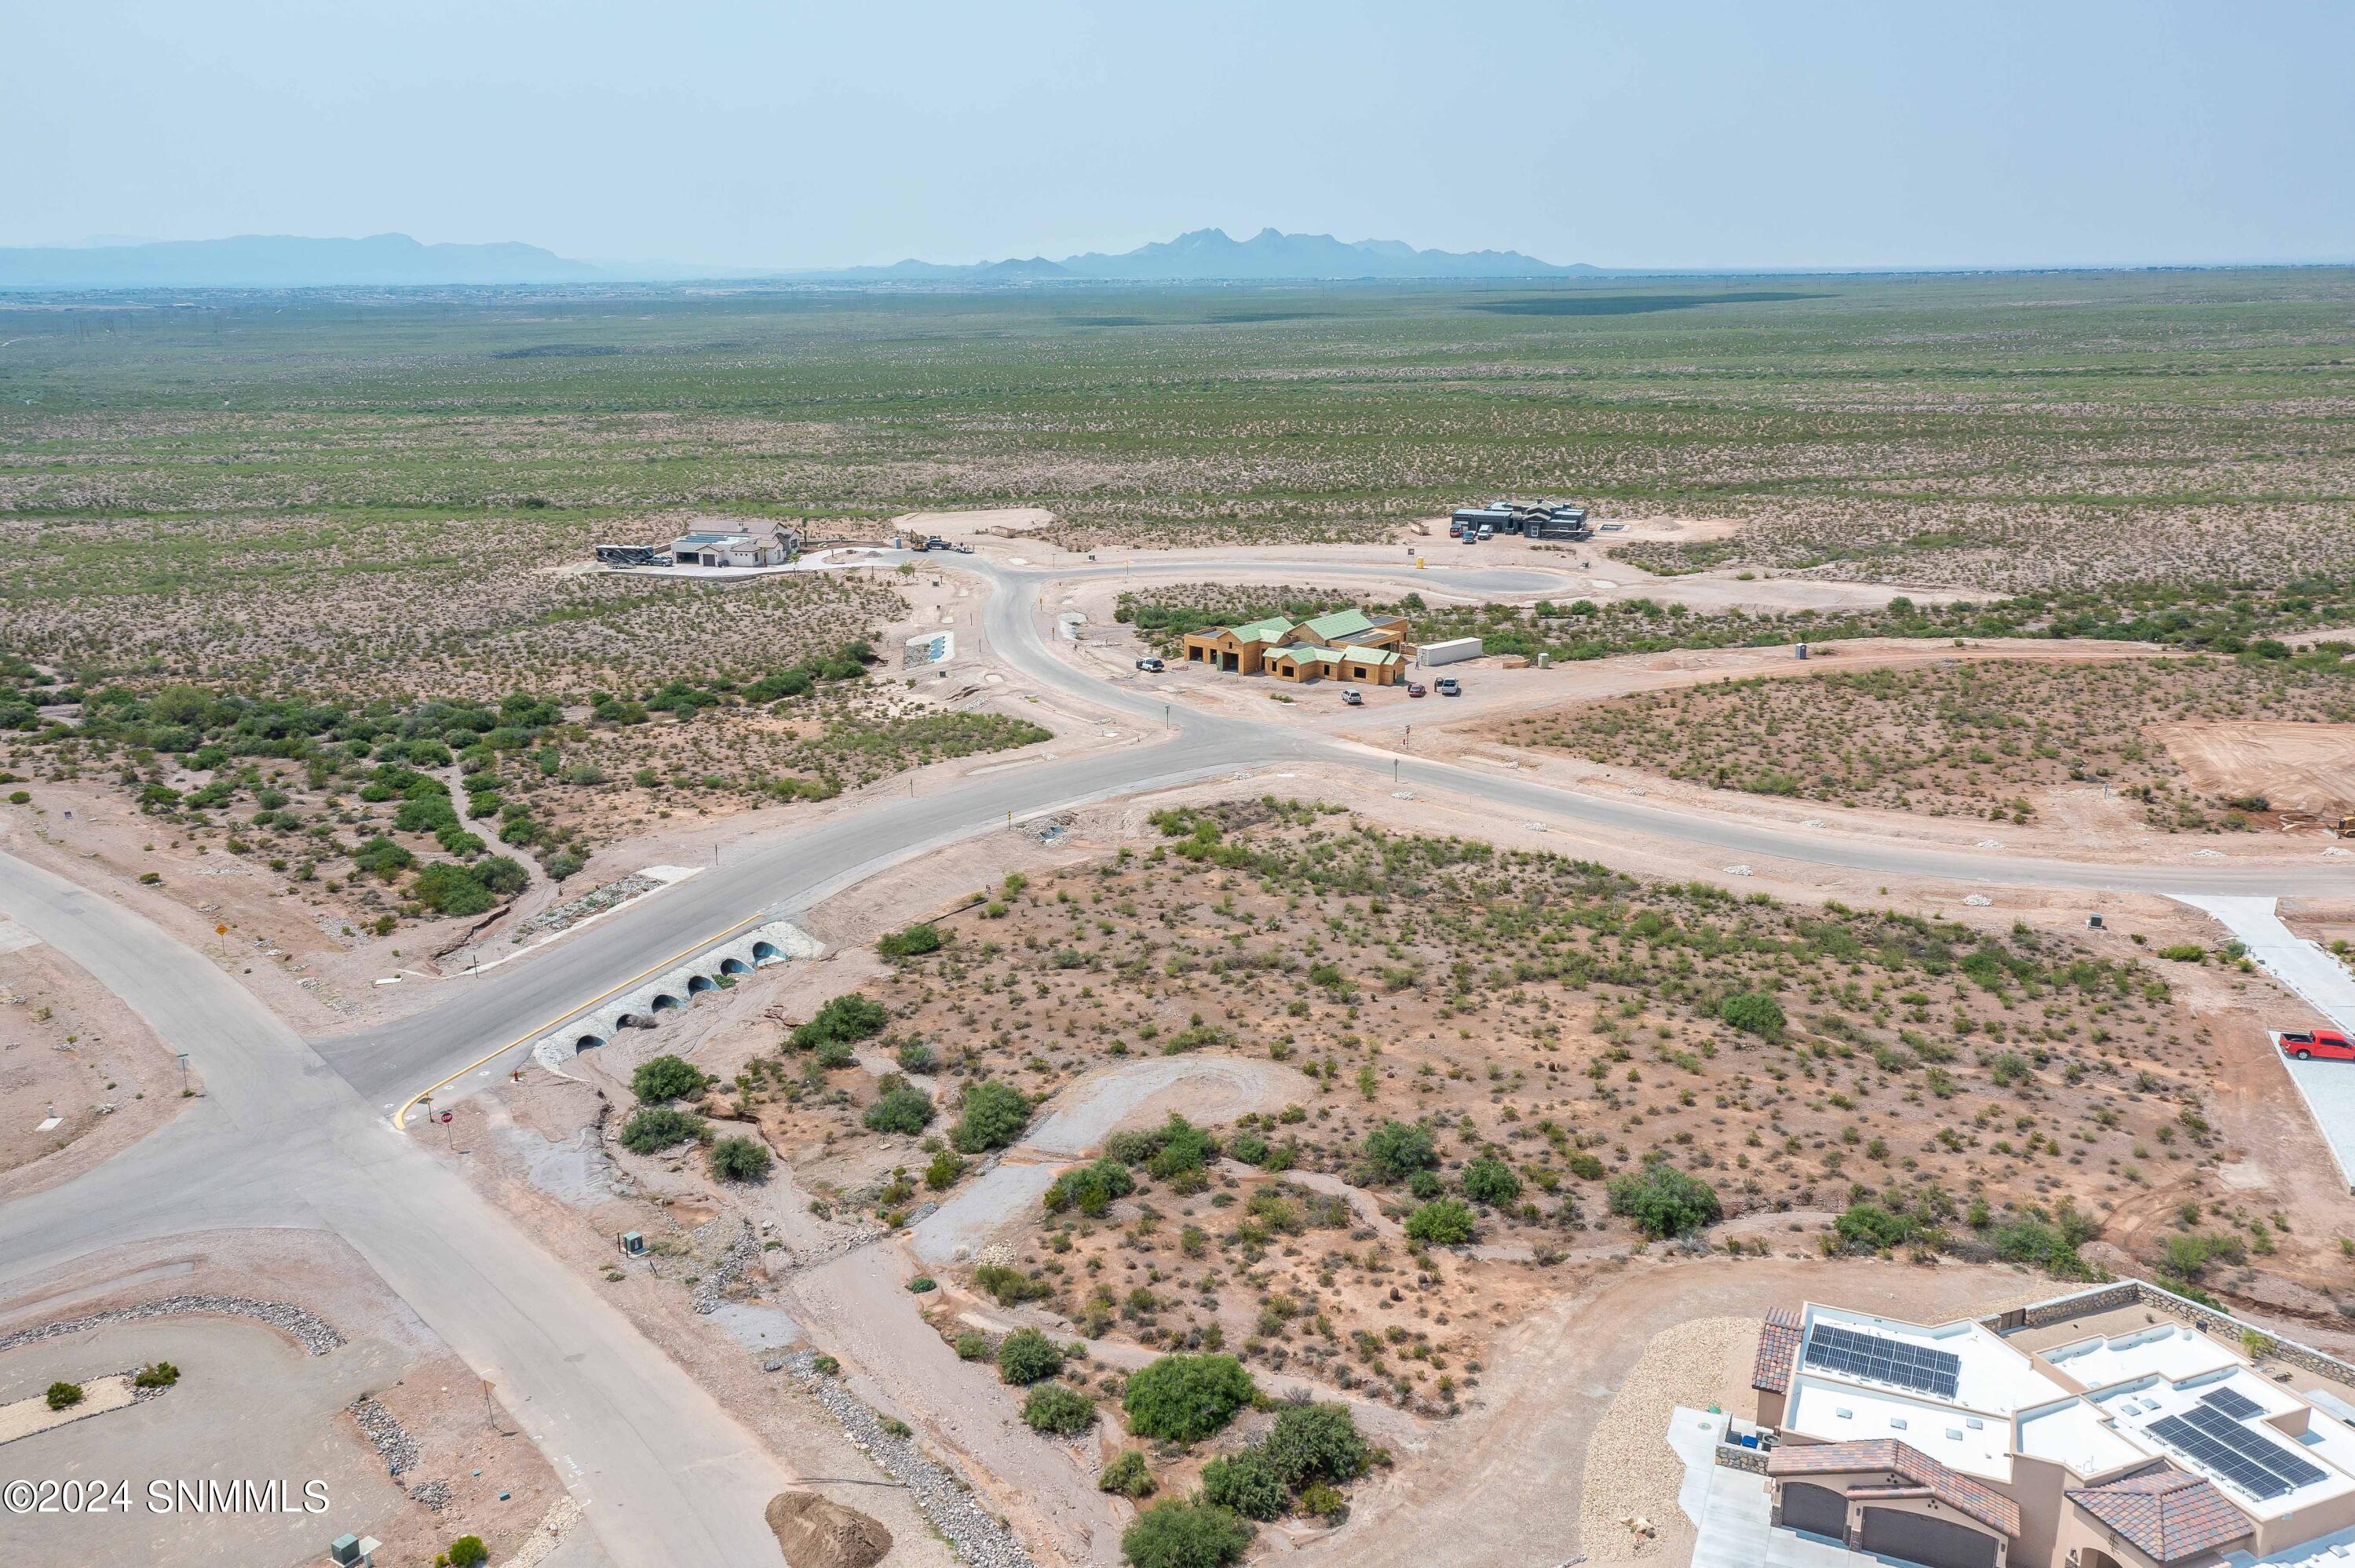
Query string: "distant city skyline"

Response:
xmin=9 ymin=2 xmax=2352 ymax=272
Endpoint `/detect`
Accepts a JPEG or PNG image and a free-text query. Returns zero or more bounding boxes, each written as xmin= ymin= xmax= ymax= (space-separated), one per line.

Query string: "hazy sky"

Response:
xmin=9 ymin=0 xmax=2352 ymax=270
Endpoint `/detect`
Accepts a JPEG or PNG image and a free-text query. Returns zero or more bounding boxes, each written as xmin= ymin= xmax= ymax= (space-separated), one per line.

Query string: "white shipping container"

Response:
xmin=1418 ymin=636 xmax=1483 ymax=666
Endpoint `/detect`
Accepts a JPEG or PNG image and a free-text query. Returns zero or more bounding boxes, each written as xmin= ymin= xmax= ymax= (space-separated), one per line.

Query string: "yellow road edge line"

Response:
xmin=392 ymin=910 xmax=770 ymax=1132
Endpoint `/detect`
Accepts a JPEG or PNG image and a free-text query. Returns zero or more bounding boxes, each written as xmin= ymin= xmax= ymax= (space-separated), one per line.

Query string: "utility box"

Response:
xmin=2087 ymin=913 xmax=2105 ymax=929
xmin=330 ymin=1537 xmax=361 ymax=1566
xmin=1418 ymin=636 xmax=1483 ymax=667
xmin=1795 ymin=642 xmax=1809 ymax=660
xmin=620 ymin=1231 xmax=646 ymax=1256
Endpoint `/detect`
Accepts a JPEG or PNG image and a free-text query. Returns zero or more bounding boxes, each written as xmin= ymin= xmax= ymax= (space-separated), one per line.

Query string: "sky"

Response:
xmin=7 ymin=0 xmax=2353 ymax=272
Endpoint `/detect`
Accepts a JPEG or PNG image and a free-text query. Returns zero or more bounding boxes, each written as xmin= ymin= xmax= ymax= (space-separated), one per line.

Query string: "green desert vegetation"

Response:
xmin=1502 ymin=651 xmax=2355 ymax=827
xmin=0 ymin=642 xmax=1050 ymax=925
xmin=5 ymin=272 xmax=2354 ymax=593
xmin=1119 ymin=573 xmax=2355 ymax=667
xmin=764 ymin=798 xmax=2266 ymax=1413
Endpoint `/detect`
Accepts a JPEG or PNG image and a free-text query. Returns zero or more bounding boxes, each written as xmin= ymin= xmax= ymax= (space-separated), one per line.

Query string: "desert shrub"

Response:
xmin=412 ymin=860 xmax=498 ymax=917
xmin=1122 ymin=1353 xmax=1254 ymax=1442
xmin=1405 ymin=1198 xmax=1476 ymax=1245
xmin=1121 ymin=1501 xmax=1254 ymax=1568
xmin=1199 ymin=1447 xmax=1287 ymax=1520
xmin=446 ymin=1538 xmax=488 ymax=1568
xmin=863 ymin=1081 xmax=935 ymax=1136
xmin=351 ymin=835 xmax=414 ymax=881
xmin=2158 ymin=943 xmax=2207 ymax=963
xmin=1981 ymin=1199 xmax=2098 ymax=1279
xmin=708 ymin=1136 xmax=773 ymax=1183
xmin=1566 ymin=1150 xmax=1605 ymax=1180
xmin=619 ymin=1105 xmax=705 ymax=1154
xmin=926 ymin=1149 xmax=966 ymax=1189
xmin=1363 ymin=1120 xmax=1437 ymax=1181
xmin=1408 ymin=1169 xmax=1444 ymax=1200
xmin=1461 ymin=1156 xmax=1521 ymax=1205
xmin=1023 ymin=1382 xmax=1097 ymax=1435
xmin=952 ymin=1079 xmax=1031 ymax=1152
xmin=46 ymin=1380 xmax=82 ymax=1410
xmin=896 ymin=1039 xmax=938 ymax=1074
xmin=1100 ymin=1449 xmax=1156 ymax=1498
xmin=474 ymin=855 xmax=529 ymax=895
xmin=1606 ymin=1161 xmax=1721 ymax=1238
xmin=1264 ymin=1402 xmax=1367 ymax=1488
xmin=630 ymin=1054 xmax=704 ymax=1103
xmin=998 ymin=1328 xmax=1066 ymax=1385
xmin=133 ymin=1361 xmax=181 ymax=1389
xmin=955 ymin=1332 xmax=989 ymax=1360
xmin=791 ymin=993 xmax=889 ymax=1049
xmin=878 ymin=922 xmax=945 ymax=958
xmin=1717 ymin=991 xmax=1786 ymax=1035
xmin=1146 ymin=1114 xmax=1217 ymax=1177
xmin=1835 ymin=1201 xmax=1914 ymax=1252
xmin=1046 ymin=1156 xmax=1137 ymax=1216
xmin=974 ymin=1264 xmax=1050 ymax=1305
xmin=1298 ymin=1482 xmax=1347 ymax=1520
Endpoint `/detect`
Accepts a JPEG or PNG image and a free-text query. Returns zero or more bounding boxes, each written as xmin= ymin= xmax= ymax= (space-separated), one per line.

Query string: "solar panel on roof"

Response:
xmin=2200 ymin=1387 xmax=2264 ymax=1420
xmin=2148 ymin=1414 xmax=2294 ymax=1500
xmin=2182 ymin=1403 xmax=2328 ymax=1488
xmin=1801 ymin=1325 xmax=1962 ymax=1400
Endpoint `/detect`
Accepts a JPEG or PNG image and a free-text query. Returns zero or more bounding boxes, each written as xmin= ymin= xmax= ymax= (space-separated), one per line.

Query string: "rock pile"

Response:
xmin=785 ymin=1350 xmax=1034 ymax=1568
xmin=347 ymin=1395 xmax=422 ymax=1477
xmin=0 ymin=1295 xmax=344 ymax=1356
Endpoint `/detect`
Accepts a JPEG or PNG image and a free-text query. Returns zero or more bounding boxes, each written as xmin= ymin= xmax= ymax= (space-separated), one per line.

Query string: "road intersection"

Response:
xmin=2 ymin=549 xmax=2346 ymax=1566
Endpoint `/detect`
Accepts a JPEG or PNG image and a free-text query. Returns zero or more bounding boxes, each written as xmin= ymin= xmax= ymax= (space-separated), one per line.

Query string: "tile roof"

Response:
xmin=1754 ymin=1307 xmax=1802 ymax=1395
xmin=1769 ymin=1439 xmax=2022 ymax=1538
xmin=2066 ymin=1464 xmax=2251 ymax=1564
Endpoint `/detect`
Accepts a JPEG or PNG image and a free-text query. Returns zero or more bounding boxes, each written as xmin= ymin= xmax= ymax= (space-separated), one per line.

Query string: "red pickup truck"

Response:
xmin=2276 ymin=1028 xmax=2355 ymax=1062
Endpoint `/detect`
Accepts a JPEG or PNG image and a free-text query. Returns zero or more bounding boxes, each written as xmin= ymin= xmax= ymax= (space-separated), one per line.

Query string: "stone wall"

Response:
xmin=1990 ymin=1276 xmax=2355 ymax=1389
xmin=1714 ymin=1442 xmax=1769 ymax=1475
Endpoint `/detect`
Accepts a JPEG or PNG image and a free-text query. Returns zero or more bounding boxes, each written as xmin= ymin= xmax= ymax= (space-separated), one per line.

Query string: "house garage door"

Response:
xmin=1859 ymin=1506 xmax=1998 ymax=1568
xmin=1780 ymin=1482 xmax=1848 ymax=1539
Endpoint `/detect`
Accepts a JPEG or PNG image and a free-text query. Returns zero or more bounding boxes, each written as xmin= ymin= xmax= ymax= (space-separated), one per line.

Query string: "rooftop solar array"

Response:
xmin=2200 ymin=1387 xmax=2264 ymax=1420
xmin=1802 ymin=1324 xmax=1962 ymax=1400
xmin=2148 ymin=1404 xmax=2328 ymax=1500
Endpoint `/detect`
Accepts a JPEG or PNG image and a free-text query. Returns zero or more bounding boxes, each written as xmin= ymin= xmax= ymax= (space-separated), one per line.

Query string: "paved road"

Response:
xmin=5 ymin=548 xmax=2348 ymax=1568
xmin=0 ymin=855 xmax=796 ymax=1568
xmin=327 ymin=556 xmax=2354 ymax=1106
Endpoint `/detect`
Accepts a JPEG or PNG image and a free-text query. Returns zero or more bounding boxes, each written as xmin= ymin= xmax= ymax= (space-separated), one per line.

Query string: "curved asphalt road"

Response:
xmin=2 ymin=548 xmax=2346 ymax=1568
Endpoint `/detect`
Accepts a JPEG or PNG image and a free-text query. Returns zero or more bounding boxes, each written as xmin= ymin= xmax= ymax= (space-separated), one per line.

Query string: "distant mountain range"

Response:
xmin=818 ymin=228 xmax=1590 ymax=282
xmin=0 ymin=232 xmax=601 ymax=289
xmin=0 ymin=228 xmax=1586 ymax=289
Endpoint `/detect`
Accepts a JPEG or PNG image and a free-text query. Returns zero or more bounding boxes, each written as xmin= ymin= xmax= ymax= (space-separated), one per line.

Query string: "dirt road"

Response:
xmin=911 ymin=1055 xmax=1314 ymax=1264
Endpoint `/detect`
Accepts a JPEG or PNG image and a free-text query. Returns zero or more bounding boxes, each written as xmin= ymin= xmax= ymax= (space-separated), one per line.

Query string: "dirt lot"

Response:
xmin=0 ymin=921 xmax=189 ymax=1193
xmin=2156 ymin=719 xmax=2355 ymax=818
xmin=0 ymin=1228 xmax=568 ymax=1568
xmin=1494 ymin=653 xmax=2355 ymax=832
